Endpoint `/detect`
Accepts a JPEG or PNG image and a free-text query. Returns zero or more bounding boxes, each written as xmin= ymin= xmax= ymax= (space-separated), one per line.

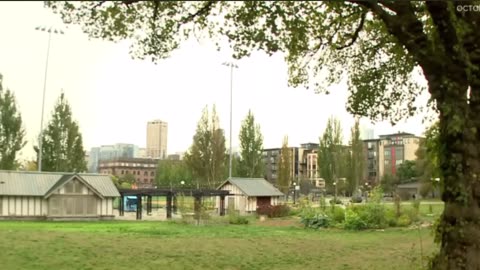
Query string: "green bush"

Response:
xmin=256 ymin=204 xmax=290 ymax=218
xmin=330 ymin=206 xmax=346 ymax=224
xmin=385 ymin=208 xmax=398 ymax=227
xmin=360 ymin=204 xmax=388 ymax=229
xmin=397 ymin=214 xmax=412 ymax=227
xmin=329 ymin=198 xmax=343 ymax=205
xmin=403 ymin=207 xmax=420 ymax=223
xmin=300 ymin=213 xmax=330 ymax=229
xmin=350 ymin=195 xmax=363 ymax=203
xmin=344 ymin=209 xmax=367 ymax=230
xmin=228 ymin=211 xmax=249 ymax=225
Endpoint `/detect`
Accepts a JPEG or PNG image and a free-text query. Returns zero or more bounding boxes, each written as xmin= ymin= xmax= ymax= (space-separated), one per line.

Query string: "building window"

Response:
xmin=151 ymin=171 xmax=154 ymax=176
xmin=144 ymin=171 xmax=148 ymax=176
xmin=121 ymin=170 xmax=124 ymax=175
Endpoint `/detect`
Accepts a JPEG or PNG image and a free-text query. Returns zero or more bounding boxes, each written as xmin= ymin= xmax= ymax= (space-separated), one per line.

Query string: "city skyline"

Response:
xmin=0 ymin=2 xmax=432 ymax=161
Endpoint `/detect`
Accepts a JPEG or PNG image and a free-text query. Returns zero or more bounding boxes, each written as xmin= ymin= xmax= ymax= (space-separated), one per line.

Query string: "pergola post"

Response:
xmin=219 ymin=195 xmax=226 ymax=216
xmin=194 ymin=194 xmax=202 ymax=221
xmin=173 ymin=195 xmax=178 ymax=214
xmin=119 ymin=195 xmax=125 ymax=216
xmin=166 ymin=193 xmax=172 ymax=219
xmin=136 ymin=194 xmax=142 ymax=220
xmin=147 ymin=195 xmax=152 ymax=215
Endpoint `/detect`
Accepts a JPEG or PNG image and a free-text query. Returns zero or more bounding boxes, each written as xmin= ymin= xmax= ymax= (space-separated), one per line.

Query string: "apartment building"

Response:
xmin=263 ymin=147 xmax=302 ymax=184
xmin=263 ymin=143 xmax=322 ymax=186
xmin=364 ymin=132 xmax=422 ymax=184
xmin=98 ymin=158 xmax=159 ymax=189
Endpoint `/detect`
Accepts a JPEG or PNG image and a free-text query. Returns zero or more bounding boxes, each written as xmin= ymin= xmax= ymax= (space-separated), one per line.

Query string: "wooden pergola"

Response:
xmin=118 ymin=188 xmax=231 ymax=220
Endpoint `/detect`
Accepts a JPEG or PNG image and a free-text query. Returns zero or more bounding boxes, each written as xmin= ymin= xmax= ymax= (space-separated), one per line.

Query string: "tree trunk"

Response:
xmin=428 ymin=75 xmax=480 ymax=270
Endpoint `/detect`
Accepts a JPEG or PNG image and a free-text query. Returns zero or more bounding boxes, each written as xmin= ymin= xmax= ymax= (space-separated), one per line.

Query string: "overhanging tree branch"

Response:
xmin=336 ymin=11 xmax=367 ymax=50
xmin=180 ymin=1 xmax=217 ymax=24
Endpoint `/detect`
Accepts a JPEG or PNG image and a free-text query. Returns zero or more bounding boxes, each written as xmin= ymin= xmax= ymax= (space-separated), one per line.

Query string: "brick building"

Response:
xmin=98 ymin=158 xmax=159 ymax=188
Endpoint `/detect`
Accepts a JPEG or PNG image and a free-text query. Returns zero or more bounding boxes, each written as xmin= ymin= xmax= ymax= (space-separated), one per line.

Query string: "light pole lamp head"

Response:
xmin=35 ymin=25 xmax=65 ymax=35
xmin=222 ymin=62 xmax=239 ymax=68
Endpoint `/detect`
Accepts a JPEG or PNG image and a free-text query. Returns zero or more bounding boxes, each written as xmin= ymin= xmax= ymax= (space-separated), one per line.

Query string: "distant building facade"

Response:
xmin=88 ymin=143 xmax=141 ymax=173
xmin=363 ymin=132 xmax=422 ymax=184
xmin=263 ymin=144 xmax=317 ymax=186
xmin=98 ymin=158 xmax=159 ymax=189
xmin=146 ymin=120 xmax=168 ymax=159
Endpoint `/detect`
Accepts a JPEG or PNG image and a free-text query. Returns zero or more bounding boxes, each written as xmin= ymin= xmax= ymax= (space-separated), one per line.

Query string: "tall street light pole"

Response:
xmin=35 ymin=26 xmax=64 ymax=172
xmin=222 ymin=61 xmax=238 ymax=179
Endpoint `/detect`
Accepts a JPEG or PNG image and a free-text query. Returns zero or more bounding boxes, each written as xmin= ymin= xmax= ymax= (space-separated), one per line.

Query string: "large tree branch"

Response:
xmin=336 ymin=11 xmax=367 ymax=50
xmin=180 ymin=1 xmax=217 ymax=25
xmin=350 ymin=0 xmax=440 ymax=80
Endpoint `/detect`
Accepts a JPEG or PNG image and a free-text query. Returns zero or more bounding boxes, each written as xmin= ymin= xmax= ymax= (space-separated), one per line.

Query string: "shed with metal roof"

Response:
xmin=0 ymin=171 xmax=119 ymax=220
xmin=217 ymin=178 xmax=284 ymax=214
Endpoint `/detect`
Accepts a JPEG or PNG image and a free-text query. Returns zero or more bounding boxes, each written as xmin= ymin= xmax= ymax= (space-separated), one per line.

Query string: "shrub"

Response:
xmin=300 ymin=212 xmax=331 ymax=229
xmin=256 ymin=204 xmax=290 ymax=218
xmin=228 ymin=211 xmax=249 ymax=225
xmin=350 ymin=195 xmax=363 ymax=203
xmin=330 ymin=206 xmax=346 ymax=224
xmin=397 ymin=214 xmax=412 ymax=227
xmin=385 ymin=208 xmax=398 ymax=227
xmin=403 ymin=207 xmax=420 ymax=223
xmin=360 ymin=204 xmax=388 ymax=229
xmin=344 ymin=209 xmax=367 ymax=230
xmin=329 ymin=198 xmax=343 ymax=205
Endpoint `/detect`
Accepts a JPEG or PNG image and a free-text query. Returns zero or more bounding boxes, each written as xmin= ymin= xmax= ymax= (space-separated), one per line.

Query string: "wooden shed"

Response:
xmin=217 ymin=178 xmax=284 ymax=215
xmin=0 ymin=171 xmax=120 ymax=220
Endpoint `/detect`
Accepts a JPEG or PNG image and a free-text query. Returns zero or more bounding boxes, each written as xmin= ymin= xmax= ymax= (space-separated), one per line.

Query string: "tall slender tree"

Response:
xmin=0 ymin=74 xmax=26 ymax=170
xmin=277 ymin=135 xmax=291 ymax=194
xmin=318 ymin=116 xmax=345 ymax=193
xmin=238 ymin=110 xmax=264 ymax=178
xmin=349 ymin=118 xmax=366 ymax=195
xmin=35 ymin=93 xmax=87 ymax=172
xmin=184 ymin=105 xmax=226 ymax=188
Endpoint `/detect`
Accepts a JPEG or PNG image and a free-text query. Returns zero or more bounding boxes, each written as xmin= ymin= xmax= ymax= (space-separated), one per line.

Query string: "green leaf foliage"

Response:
xmin=0 ymin=74 xmax=26 ymax=170
xmin=238 ymin=110 xmax=264 ymax=178
xmin=35 ymin=93 xmax=87 ymax=173
xmin=46 ymin=2 xmax=480 ymax=266
xmin=155 ymin=159 xmax=193 ymax=188
xmin=184 ymin=104 xmax=226 ymax=188
xmin=277 ymin=135 xmax=291 ymax=194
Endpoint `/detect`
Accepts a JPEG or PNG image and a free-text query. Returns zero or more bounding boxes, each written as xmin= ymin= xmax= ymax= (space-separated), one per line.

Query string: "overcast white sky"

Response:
xmin=0 ymin=2 xmax=431 ymax=160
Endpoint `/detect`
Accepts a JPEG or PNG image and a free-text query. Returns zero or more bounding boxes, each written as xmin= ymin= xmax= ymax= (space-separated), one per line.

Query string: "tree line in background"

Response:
xmin=0 ymin=73 xmax=87 ymax=173
xmin=156 ymin=107 xmax=264 ymax=189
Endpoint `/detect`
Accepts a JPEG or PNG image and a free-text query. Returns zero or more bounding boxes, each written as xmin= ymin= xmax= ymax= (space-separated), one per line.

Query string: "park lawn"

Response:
xmin=0 ymin=220 xmax=436 ymax=270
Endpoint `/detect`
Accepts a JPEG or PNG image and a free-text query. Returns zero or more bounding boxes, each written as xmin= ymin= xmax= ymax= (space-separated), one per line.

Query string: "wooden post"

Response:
xmin=119 ymin=195 xmax=125 ymax=216
xmin=136 ymin=194 xmax=142 ymax=220
xmin=147 ymin=195 xmax=152 ymax=215
xmin=219 ymin=195 xmax=226 ymax=216
xmin=173 ymin=195 xmax=178 ymax=214
xmin=166 ymin=193 xmax=172 ymax=219
xmin=194 ymin=194 xmax=202 ymax=222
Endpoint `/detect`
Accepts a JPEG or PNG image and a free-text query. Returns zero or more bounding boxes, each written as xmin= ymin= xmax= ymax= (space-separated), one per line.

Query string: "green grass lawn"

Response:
xmin=0 ymin=220 xmax=436 ymax=270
